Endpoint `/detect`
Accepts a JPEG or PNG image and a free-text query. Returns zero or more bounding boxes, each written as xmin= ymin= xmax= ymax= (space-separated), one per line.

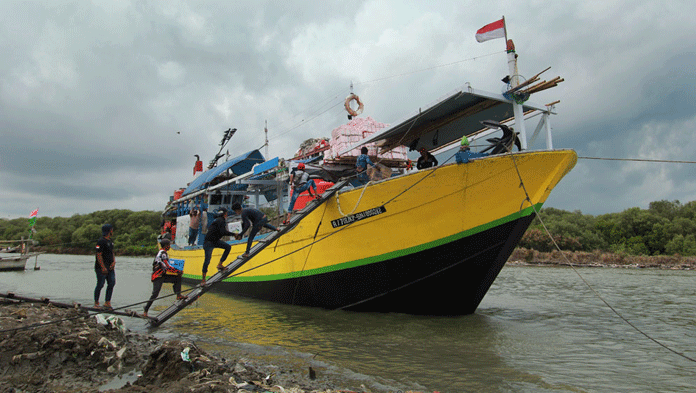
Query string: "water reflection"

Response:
xmin=2 ymin=255 xmax=695 ymax=392
xmin=160 ymin=289 xmax=561 ymax=392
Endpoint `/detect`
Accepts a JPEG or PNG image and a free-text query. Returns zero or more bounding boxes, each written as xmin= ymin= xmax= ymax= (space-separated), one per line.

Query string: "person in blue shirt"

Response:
xmin=455 ymin=136 xmax=489 ymax=164
xmin=356 ymin=146 xmax=376 ymax=183
xmin=232 ymin=203 xmax=280 ymax=258
xmin=284 ymin=162 xmax=319 ymax=224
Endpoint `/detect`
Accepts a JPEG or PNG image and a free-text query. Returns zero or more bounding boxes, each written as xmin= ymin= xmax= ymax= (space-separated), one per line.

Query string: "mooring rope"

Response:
xmin=508 ymin=154 xmax=696 ymax=363
xmin=578 ymin=156 xmax=696 ymax=164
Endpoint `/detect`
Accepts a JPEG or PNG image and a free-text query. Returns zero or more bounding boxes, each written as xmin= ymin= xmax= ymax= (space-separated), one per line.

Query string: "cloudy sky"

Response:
xmin=1 ymin=0 xmax=695 ymax=220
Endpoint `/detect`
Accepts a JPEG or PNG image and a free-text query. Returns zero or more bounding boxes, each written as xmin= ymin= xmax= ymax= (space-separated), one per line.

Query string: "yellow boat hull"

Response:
xmin=171 ymin=149 xmax=577 ymax=314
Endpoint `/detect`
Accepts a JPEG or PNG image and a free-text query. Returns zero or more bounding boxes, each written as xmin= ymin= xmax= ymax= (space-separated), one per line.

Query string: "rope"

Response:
xmin=578 ymin=157 xmax=696 ymax=164
xmin=269 ymin=50 xmax=505 ymax=141
xmin=291 ymin=204 xmax=329 ymax=305
xmin=508 ymin=154 xmax=696 ymax=363
xmin=335 ymin=179 xmax=372 ymax=216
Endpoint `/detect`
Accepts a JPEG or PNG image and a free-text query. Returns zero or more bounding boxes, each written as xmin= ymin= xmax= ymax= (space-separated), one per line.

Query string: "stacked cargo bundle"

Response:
xmin=324 ymin=117 xmax=409 ymax=167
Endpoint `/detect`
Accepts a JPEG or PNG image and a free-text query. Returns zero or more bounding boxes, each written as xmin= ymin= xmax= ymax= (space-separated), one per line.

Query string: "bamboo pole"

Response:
xmin=507 ymin=66 xmax=552 ymax=93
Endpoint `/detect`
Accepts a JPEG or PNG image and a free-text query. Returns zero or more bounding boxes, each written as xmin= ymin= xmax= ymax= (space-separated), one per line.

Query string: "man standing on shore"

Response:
xmin=94 ymin=224 xmax=115 ymax=309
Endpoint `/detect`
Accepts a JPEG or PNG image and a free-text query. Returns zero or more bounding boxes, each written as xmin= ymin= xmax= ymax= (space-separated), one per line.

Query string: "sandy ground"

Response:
xmin=0 ymin=301 xmax=377 ymax=393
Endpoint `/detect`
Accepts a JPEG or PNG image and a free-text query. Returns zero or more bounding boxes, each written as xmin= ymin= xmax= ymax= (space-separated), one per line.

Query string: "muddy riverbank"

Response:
xmin=0 ymin=301 xmax=376 ymax=393
xmin=509 ymin=248 xmax=696 ymax=269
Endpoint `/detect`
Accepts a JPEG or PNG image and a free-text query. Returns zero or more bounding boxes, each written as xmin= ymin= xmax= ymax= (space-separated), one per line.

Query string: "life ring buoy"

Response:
xmin=345 ymin=94 xmax=364 ymax=117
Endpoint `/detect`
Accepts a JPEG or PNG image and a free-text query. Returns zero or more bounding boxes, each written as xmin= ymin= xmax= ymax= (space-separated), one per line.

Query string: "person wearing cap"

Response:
xmin=284 ymin=162 xmax=319 ymax=224
xmin=143 ymin=238 xmax=185 ymax=317
xmin=455 ymin=135 xmax=489 ymax=164
xmin=355 ymin=146 xmax=376 ymax=183
xmin=233 ymin=203 xmax=280 ymax=258
xmin=201 ymin=207 xmax=235 ymax=285
xmin=94 ymin=224 xmax=116 ymax=309
xmin=416 ymin=147 xmax=438 ymax=170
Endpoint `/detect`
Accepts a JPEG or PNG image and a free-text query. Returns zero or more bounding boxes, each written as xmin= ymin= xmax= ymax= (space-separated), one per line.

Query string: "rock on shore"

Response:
xmin=0 ymin=302 xmax=356 ymax=393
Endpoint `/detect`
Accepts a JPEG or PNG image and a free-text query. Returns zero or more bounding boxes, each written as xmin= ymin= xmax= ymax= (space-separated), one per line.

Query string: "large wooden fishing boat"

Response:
xmin=162 ymin=39 xmax=576 ymax=315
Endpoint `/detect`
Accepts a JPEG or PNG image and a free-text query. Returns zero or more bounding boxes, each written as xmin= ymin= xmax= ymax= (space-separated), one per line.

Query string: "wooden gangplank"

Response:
xmin=149 ymin=179 xmax=351 ymax=327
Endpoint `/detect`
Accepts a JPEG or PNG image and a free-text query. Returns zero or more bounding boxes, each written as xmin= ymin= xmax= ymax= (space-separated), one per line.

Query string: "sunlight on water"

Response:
xmin=1 ymin=255 xmax=694 ymax=392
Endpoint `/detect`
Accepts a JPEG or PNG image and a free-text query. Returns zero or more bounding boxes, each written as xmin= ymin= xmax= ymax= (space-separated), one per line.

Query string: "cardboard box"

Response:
xmin=169 ymin=258 xmax=185 ymax=271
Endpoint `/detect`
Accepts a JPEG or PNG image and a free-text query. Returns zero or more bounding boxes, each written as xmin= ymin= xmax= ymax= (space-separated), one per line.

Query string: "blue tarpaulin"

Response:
xmin=183 ymin=150 xmax=265 ymax=196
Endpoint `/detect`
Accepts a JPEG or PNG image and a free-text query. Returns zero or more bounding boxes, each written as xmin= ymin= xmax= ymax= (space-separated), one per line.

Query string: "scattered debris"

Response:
xmin=0 ymin=302 xmax=381 ymax=392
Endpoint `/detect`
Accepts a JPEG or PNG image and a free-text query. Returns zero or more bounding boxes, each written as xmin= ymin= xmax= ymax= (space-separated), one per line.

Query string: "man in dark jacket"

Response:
xmin=416 ymin=147 xmax=438 ymax=169
xmin=94 ymin=224 xmax=115 ymax=309
xmin=201 ymin=208 xmax=235 ymax=285
xmin=232 ymin=203 xmax=280 ymax=258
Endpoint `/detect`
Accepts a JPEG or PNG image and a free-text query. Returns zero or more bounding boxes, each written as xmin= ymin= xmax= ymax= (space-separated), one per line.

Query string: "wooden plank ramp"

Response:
xmin=0 ymin=292 xmax=149 ymax=319
xmin=149 ymin=179 xmax=351 ymax=327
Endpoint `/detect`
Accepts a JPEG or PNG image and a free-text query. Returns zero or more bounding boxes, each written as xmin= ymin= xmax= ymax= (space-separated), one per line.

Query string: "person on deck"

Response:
xmin=163 ymin=227 xmax=173 ymax=242
xmin=201 ymin=204 xmax=208 ymax=236
xmin=201 ymin=208 xmax=235 ymax=285
xmin=188 ymin=207 xmax=200 ymax=246
xmin=455 ymin=136 xmax=489 ymax=164
xmin=416 ymin=147 xmax=438 ymax=169
xmin=94 ymin=224 xmax=115 ymax=309
xmin=284 ymin=162 xmax=319 ymax=224
xmin=143 ymin=239 xmax=185 ymax=317
xmin=233 ymin=203 xmax=280 ymax=259
xmin=356 ymin=146 xmax=376 ymax=183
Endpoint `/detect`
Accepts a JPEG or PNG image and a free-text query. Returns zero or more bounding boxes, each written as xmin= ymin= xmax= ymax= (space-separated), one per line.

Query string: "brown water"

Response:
xmin=1 ymin=254 xmax=694 ymax=392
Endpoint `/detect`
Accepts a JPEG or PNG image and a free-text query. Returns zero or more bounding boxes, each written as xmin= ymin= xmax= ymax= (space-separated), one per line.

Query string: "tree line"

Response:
xmin=1 ymin=199 xmax=695 ymax=257
xmin=0 ymin=210 xmax=162 ymax=256
xmin=520 ymin=200 xmax=696 ymax=256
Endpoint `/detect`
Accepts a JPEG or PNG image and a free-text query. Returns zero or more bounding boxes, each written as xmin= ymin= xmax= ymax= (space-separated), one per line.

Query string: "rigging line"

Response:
xmin=267 ymin=51 xmax=504 ymax=145
xmin=266 ymin=87 xmax=350 ymax=141
xmin=508 ymin=154 xmax=696 ymax=364
xmin=291 ymin=204 xmax=328 ymax=305
xmin=578 ymin=157 xmax=696 ymax=164
xmin=270 ymin=100 xmax=346 ymax=140
xmin=354 ymin=50 xmax=507 ymax=86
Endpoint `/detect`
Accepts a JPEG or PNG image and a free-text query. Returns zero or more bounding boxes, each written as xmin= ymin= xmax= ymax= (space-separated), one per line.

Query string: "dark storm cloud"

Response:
xmin=1 ymin=0 xmax=695 ymax=218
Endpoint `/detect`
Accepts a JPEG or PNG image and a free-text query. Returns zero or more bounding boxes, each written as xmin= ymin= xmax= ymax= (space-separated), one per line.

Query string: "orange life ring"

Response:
xmin=345 ymin=94 xmax=364 ymax=117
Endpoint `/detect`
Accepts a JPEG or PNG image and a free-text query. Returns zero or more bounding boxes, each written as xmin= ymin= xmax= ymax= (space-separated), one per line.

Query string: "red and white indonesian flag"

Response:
xmin=28 ymin=208 xmax=38 ymax=225
xmin=475 ymin=18 xmax=506 ymax=43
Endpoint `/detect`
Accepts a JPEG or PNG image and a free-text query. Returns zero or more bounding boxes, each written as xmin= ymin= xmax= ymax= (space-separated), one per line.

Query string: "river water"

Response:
xmin=1 ymin=254 xmax=693 ymax=392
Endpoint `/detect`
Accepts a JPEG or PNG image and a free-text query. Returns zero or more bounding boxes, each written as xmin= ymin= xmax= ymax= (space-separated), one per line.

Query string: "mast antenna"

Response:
xmin=264 ymin=120 xmax=269 ymax=159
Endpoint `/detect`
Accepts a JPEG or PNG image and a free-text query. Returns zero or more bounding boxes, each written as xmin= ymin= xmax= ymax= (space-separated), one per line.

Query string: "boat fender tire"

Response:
xmin=345 ymin=94 xmax=364 ymax=117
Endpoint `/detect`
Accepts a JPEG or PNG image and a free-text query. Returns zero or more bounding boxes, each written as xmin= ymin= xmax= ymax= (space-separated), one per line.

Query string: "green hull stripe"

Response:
xmin=182 ymin=203 xmax=542 ymax=282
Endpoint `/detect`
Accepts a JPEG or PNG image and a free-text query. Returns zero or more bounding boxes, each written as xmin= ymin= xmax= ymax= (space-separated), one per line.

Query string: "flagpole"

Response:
xmin=28 ymin=207 xmax=38 ymax=241
xmin=503 ymin=16 xmax=507 ymax=47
